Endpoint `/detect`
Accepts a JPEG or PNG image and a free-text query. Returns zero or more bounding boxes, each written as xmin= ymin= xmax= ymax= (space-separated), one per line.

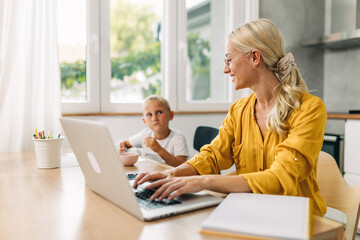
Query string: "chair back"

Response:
xmin=193 ymin=126 xmax=219 ymax=152
xmin=317 ymin=151 xmax=360 ymax=240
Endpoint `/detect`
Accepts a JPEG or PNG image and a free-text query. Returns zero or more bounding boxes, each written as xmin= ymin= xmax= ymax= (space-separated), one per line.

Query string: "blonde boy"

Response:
xmin=119 ymin=95 xmax=188 ymax=167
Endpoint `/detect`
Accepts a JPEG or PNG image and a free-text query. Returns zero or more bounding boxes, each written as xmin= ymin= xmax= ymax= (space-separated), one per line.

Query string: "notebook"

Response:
xmin=59 ymin=117 xmax=223 ymax=221
xmin=200 ymin=193 xmax=312 ymax=240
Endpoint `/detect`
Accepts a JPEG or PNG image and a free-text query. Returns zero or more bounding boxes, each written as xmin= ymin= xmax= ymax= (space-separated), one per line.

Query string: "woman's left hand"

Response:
xmin=146 ymin=176 xmax=205 ymax=201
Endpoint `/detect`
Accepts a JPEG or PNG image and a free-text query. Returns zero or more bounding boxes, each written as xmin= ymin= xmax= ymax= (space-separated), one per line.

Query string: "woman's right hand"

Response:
xmin=133 ymin=171 xmax=171 ymax=189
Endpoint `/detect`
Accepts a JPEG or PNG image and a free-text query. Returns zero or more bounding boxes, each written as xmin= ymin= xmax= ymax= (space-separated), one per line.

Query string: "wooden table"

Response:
xmin=0 ymin=151 xmax=344 ymax=240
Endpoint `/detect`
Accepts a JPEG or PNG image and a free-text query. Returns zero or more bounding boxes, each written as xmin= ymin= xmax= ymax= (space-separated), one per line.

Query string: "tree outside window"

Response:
xmin=59 ymin=0 xmax=211 ymax=104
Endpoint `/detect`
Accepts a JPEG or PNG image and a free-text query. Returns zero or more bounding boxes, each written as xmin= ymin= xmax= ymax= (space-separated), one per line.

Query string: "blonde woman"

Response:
xmin=134 ymin=18 xmax=327 ymax=216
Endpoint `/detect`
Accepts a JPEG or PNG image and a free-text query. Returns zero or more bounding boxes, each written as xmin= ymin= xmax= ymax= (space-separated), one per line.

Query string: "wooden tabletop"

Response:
xmin=0 ymin=151 xmax=344 ymax=240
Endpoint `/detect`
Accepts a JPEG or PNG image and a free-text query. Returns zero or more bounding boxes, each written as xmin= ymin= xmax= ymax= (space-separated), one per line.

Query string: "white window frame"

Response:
xmin=100 ymin=0 xmax=171 ymax=113
xmin=163 ymin=0 xmax=178 ymax=111
xmin=177 ymin=0 xmax=231 ymax=111
xmin=60 ymin=0 xmax=258 ymax=114
xmin=61 ymin=0 xmax=100 ymax=114
xmin=177 ymin=0 xmax=258 ymax=111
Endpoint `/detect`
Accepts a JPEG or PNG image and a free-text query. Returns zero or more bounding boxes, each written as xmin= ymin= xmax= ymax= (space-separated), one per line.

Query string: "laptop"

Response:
xmin=59 ymin=117 xmax=223 ymax=221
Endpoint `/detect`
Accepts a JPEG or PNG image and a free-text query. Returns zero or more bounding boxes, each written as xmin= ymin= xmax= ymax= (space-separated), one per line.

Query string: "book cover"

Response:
xmin=200 ymin=193 xmax=312 ymax=240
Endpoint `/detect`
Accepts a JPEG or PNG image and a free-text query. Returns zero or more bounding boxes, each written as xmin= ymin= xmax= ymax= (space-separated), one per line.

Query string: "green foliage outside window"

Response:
xmin=60 ymin=61 xmax=86 ymax=90
xmin=187 ymin=32 xmax=211 ymax=100
xmin=60 ymin=1 xmax=211 ymax=101
xmin=110 ymin=1 xmax=159 ymax=55
xmin=60 ymin=41 xmax=161 ymax=98
xmin=111 ymin=41 xmax=161 ymax=81
xmin=60 ymin=33 xmax=209 ymax=99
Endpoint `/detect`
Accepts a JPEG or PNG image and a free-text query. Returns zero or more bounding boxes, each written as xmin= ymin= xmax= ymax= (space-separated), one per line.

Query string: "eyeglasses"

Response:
xmin=224 ymin=57 xmax=232 ymax=66
xmin=224 ymin=55 xmax=246 ymax=66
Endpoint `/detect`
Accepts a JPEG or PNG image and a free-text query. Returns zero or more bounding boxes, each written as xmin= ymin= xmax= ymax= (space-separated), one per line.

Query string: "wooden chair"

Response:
xmin=317 ymin=151 xmax=360 ymax=240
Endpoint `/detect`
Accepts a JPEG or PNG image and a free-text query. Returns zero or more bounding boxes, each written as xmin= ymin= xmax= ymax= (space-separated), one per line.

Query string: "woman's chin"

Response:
xmin=233 ymin=85 xmax=248 ymax=91
xmin=233 ymin=84 xmax=242 ymax=91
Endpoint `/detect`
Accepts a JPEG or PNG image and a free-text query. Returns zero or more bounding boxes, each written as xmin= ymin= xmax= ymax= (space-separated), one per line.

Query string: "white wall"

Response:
xmin=61 ymin=113 xmax=227 ymax=158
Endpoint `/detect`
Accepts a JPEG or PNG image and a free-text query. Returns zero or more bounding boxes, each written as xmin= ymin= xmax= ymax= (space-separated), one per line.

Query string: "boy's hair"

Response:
xmin=143 ymin=95 xmax=171 ymax=112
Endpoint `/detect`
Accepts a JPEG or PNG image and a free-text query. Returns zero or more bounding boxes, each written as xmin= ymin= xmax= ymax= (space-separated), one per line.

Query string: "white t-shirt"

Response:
xmin=128 ymin=128 xmax=189 ymax=163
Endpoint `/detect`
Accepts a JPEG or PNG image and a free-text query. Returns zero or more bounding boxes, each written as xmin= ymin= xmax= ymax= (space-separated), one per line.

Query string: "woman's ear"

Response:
xmin=251 ymin=49 xmax=261 ymax=68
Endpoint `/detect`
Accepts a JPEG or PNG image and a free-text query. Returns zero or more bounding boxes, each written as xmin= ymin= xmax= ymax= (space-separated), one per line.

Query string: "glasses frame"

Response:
xmin=224 ymin=57 xmax=232 ymax=66
xmin=224 ymin=54 xmax=249 ymax=67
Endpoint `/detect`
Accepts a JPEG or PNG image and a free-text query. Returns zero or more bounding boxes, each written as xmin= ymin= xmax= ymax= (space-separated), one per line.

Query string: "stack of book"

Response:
xmin=200 ymin=193 xmax=312 ymax=240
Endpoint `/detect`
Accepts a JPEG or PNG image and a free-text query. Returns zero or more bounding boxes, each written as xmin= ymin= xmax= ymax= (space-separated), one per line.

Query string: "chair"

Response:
xmin=317 ymin=151 xmax=360 ymax=240
xmin=193 ymin=126 xmax=219 ymax=152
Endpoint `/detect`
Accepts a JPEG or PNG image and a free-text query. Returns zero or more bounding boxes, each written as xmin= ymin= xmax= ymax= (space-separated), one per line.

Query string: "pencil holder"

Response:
xmin=33 ymin=137 xmax=64 ymax=168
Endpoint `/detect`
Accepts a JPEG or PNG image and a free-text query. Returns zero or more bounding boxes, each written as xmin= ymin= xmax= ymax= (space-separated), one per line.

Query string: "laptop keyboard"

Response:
xmin=127 ymin=173 xmax=138 ymax=180
xmin=135 ymin=188 xmax=182 ymax=210
xmin=127 ymin=173 xmax=182 ymax=210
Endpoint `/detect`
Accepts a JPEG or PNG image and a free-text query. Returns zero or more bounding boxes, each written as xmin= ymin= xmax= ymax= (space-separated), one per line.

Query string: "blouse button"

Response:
xmin=294 ymin=157 xmax=298 ymax=161
xmin=259 ymin=145 xmax=263 ymax=149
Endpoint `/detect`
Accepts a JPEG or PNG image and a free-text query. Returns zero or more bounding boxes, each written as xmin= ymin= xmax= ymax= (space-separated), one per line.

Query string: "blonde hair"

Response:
xmin=228 ymin=18 xmax=308 ymax=136
xmin=143 ymin=95 xmax=171 ymax=112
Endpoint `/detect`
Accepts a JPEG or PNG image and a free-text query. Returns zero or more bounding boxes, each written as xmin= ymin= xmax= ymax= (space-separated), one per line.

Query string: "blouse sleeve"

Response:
xmin=186 ymin=104 xmax=239 ymax=174
xmin=243 ymin=96 xmax=327 ymax=195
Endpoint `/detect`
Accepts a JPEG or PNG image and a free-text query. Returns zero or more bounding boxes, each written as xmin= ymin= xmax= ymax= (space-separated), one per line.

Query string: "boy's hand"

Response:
xmin=144 ymin=136 xmax=161 ymax=153
xmin=119 ymin=142 xmax=126 ymax=153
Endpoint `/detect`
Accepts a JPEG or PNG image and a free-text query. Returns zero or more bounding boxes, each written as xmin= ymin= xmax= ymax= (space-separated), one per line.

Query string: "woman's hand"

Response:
xmin=146 ymin=176 xmax=205 ymax=201
xmin=133 ymin=171 xmax=170 ymax=189
xmin=133 ymin=163 xmax=202 ymax=201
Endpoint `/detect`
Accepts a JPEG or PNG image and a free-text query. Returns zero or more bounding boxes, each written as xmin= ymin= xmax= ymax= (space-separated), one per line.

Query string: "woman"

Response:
xmin=134 ymin=18 xmax=327 ymax=216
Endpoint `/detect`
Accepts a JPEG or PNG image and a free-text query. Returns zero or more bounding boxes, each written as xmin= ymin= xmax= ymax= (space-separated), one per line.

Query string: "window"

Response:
xmin=109 ymin=0 xmax=163 ymax=103
xmin=58 ymin=0 xmax=100 ymax=113
xmin=186 ymin=0 xmax=227 ymax=102
xmin=57 ymin=0 xmax=87 ymax=103
xmin=100 ymin=0 xmax=164 ymax=112
xmin=58 ymin=0 xmax=258 ymax=114
xmin=178 ymin=0 xmax=231 ymax=111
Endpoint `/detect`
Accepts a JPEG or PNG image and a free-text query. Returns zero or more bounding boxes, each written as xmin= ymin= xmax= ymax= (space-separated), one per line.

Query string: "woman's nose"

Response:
xmin=223 ymin=64 xmax=230 ymax=74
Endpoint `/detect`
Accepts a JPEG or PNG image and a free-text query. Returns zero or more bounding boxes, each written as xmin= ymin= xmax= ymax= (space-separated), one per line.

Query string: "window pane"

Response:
xmin=57 ymin=0 xmax=87 ymax=102
xmin=186 ymin=0 xmax=228 ymax=101
xmin=110 ymin=0 xmax=163 ymax=103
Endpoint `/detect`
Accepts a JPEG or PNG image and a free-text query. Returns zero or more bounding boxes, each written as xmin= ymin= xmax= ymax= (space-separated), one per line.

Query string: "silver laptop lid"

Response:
xmin=60 ymin=117 xmax=223 ymax=221
xmin=60 ymin=117 xmax=144 ymax=220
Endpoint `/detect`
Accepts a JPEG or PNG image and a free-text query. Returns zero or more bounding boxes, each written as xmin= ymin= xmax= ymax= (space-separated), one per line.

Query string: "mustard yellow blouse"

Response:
xmin=187 ymin=92 xmax=327 ymax=216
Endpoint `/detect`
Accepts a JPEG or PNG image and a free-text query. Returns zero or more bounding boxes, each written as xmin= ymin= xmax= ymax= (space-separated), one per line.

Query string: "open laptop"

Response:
xmin=60 ymin=117 xmax=223 ymax=221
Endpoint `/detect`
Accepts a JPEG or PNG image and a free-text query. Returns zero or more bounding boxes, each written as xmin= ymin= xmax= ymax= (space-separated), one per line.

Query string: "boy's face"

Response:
xmin=142 ymin=100 xmax=174 ymax=134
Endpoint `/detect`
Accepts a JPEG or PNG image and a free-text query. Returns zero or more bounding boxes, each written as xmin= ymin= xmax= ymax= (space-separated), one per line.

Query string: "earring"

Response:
xmin=252 ymin=64 xmax=256 ymax=69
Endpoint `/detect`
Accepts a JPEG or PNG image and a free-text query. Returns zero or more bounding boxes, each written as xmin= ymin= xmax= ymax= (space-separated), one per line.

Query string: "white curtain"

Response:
xmin=0 ymin=0 xmax=61 ymax=152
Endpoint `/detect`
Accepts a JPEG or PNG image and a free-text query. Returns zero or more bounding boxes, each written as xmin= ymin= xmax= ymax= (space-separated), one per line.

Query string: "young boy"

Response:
xmin=119 ymin=95 xmax=188 ymax=167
